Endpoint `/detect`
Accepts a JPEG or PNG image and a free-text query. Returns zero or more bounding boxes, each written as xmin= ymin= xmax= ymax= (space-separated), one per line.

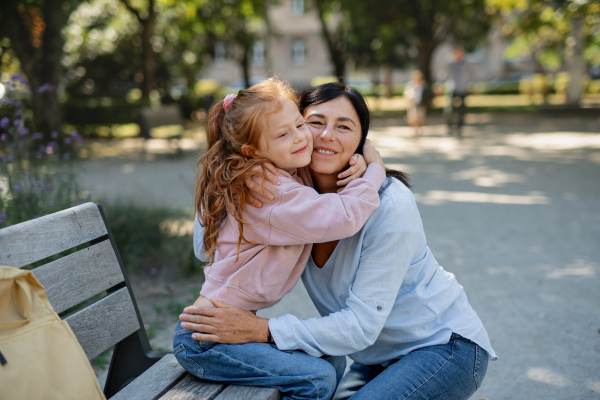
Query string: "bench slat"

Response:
xmin=109 ymin=354 xmax=187 ymax=400
xmin=158 ymin=375 xmax=226 ymax=400
xmin=65 ymin=287 xmax=140 ymax=359
xmin=33 ymin=239 xmax=124 ymax=314
xmin=215 ymin=386 xmax=280 ymax=400
xmin=0 ymin=202 xmax=108 ymax=268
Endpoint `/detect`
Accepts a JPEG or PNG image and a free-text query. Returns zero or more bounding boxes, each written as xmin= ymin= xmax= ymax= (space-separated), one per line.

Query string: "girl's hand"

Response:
xmin=245 ymin=163 xmax=280 ymax=208
xmin=179 ymin=298 xmax=270 ymax=344
xmin=336 ymin=154 xmax=367 ymax=191
xmin=362 ymin=139 xmax=385 ymax=170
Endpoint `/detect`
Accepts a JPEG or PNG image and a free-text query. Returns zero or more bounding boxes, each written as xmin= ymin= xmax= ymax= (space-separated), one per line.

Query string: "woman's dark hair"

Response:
xmin=299 ymin=82 xmax=410 ymax=189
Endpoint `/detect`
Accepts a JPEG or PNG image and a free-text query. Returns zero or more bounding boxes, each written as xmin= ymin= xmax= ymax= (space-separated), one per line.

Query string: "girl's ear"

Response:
xmin=241 ymin=144 xmax=257 ymax=157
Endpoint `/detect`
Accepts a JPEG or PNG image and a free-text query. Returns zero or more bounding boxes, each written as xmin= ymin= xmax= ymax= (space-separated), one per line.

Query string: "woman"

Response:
xmin=182 ymin=82 xmax=497 ymax=400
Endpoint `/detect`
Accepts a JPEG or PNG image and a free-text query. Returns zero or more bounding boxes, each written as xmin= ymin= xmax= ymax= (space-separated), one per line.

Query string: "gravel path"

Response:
xmin=80 ymin=112 xmax=600 ymax=399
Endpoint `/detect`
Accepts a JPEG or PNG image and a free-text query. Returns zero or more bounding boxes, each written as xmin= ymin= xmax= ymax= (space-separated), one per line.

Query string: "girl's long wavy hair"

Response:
xmin=196 ymin=78 xmax=297 ymax=265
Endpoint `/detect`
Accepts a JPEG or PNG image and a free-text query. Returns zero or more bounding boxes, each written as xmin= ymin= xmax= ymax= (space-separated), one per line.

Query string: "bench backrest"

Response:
xmin=139 ymin=104 xmax=184 ymax=137
xmin=0 ymin=202 xmax=159 ymax=397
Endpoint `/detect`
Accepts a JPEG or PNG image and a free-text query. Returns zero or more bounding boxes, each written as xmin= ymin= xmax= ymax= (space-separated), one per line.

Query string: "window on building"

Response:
xmin=291 ymin=39 xmax=306 ymax=65
xmin=253 ymin=41 xmax=265 ymax=66
xmin=291 ymin=0 xmax=304 ymax=16
xmin=214 ymin=42 xmax=226 ymax=64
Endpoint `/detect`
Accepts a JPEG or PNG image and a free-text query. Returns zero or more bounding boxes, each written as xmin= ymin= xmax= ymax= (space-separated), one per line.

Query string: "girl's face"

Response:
xmin=303 ymin=96 xmax=362 ymax=176
xmin=254 ymin=97 xmax=313 ymax=174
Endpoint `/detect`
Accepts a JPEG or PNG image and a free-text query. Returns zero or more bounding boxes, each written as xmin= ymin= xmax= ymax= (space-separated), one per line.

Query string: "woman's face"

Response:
xmin=303 ymin=96 xmax=362 ymax=176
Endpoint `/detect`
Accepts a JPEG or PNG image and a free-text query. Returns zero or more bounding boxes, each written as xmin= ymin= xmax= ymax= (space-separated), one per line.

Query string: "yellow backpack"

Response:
xmin=0 ymin=266 xmax=106 ymax=400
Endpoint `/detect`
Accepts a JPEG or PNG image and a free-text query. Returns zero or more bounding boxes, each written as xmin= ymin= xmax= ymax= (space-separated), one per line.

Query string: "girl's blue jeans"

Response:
xmin=334 ymin=333 xmax=489 ymax=400
xmin=173 ymin=321 xmax=345 ymax=400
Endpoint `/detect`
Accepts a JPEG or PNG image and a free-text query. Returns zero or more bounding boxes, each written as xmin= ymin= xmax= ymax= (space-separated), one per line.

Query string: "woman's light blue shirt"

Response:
xmin=268 ymin=178 xmax=497 ymax=365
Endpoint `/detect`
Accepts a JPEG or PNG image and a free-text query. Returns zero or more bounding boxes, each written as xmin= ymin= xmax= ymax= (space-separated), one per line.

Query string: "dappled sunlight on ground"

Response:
xmin=505 ymin=132 xmax=600 ymax=151
xmin=414 ymin=190 xmax=550 ymax=205
xmin=451 ymin=166 xmax=525 ymax=187
xmin=526 ymin=367 xmax=570 ymax=387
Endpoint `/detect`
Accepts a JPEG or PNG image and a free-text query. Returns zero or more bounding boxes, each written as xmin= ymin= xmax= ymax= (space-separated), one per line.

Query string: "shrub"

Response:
xmin=0 ymin=73 xmax=89 ymax=227
xmin=98 ymin=200 xmax=201 ymax=278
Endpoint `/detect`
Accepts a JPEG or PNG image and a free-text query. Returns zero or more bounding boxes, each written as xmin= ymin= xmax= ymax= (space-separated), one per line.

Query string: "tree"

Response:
xmin=194 ymin=0 xmax=271 ymax=89
xmin=487 ymin=0 xmax=600 ymax=105
xmin=119 ymin=0 xmax=156 ymax=99
xmin=312 ymin=0 xmax=491 ymax=90
xmin=0 ymin=0 xmax=81 ymax=140
xmin=313 ymin=0 xmax=347 ymax=81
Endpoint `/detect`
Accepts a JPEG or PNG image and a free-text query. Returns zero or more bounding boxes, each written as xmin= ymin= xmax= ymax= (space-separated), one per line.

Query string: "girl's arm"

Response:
xmin=245 ymin=154 xmax=368 ymax=207
xmin=245 ymin=140 xmax=385 ymax=245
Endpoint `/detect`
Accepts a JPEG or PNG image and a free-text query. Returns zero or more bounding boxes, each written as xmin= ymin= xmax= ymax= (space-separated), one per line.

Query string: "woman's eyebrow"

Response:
xmin=306 ymin=113 xmax=326 ymax=118
xmin=337 ymin=117 xmax=357 ymax=127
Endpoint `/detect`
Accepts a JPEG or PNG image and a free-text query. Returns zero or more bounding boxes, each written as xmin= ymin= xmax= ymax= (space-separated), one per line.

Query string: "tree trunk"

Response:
xmin=241 ymin=44 xmax=251 ymax=88
xmin=565 ymin=16 xmax=585 ymax=106
xmin=383 ymin=65 xmax=393 ymax=98
xmin=314 ymin=0 xmax=345 ymax=81
xmin=4 ymin=3 xmax=67 ymax=140
xmin=141 ymin=0 xmax=155 ymax=99
xmin=416 ymin=38 xmax=436 ymax=89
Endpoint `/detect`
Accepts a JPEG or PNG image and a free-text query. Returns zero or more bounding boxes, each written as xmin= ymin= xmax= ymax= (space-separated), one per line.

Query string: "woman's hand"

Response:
xmin=336 ymin=154 xmax=367 ymax=191
xmin=179 ymin=298 xmax=270 ymax=344
xmin=362 ymin=139 xmax=385 ymax=170
xmin=245 ymin=163 xmax=280 ymax=208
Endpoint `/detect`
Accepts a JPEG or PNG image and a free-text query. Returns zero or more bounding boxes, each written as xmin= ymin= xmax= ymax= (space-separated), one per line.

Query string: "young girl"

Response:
xmin=172 ymin=78 xmax=386 ymax=400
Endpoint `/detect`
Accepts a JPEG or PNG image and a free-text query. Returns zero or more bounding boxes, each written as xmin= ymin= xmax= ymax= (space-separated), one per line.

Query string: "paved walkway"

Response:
xmin=80 ymin=113 xmax=600 ymax=399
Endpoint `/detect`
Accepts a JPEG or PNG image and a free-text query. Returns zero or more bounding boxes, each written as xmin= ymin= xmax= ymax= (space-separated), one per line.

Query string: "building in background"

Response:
xmin=199 ymin=0 xmax=533 ymax=90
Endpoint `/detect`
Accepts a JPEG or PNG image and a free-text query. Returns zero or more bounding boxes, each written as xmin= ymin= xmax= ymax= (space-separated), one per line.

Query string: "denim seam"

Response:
xmin=473 ymin=344 xmax=481 ymax=389
xmin=207 ymin=347 xmax=326 ymax=399
xmin=403 ymin=341 xmax=455 ymax=400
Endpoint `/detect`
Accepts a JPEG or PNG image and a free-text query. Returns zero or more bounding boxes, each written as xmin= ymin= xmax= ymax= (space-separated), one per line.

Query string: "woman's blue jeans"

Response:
xmin=173 ymin=321 xmax=346 ymax=400
xmin=334 ymin=333 xmax=489 ymax=400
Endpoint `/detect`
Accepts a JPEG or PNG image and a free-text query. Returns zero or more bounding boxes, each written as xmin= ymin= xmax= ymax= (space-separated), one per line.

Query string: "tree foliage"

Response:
xmin=487 ymin=0 xmax=600 ymax=103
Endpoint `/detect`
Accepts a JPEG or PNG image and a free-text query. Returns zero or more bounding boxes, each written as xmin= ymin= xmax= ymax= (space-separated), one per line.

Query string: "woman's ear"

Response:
xmin=241 ymin=144 xmax=257 ymax=157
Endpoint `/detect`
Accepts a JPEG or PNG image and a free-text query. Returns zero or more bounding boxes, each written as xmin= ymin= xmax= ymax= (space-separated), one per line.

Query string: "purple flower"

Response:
xmin=6 ymin=155 xmax=12 ymax=163
xmin=19 ymin=128 xmax=29 ymax=136
xmin=37 ymin=83 xmax=55 ymax=93
xmin=0 ymin=117 xmax=9 ymax=129
xmin=149 ymin=268 xmax=158 ymax=276
xmin=48 ymin=201 xmax=54 ymax=206
xmin=51 ymin=131 xmax=58 ymax=139
xmin=15 ymin=109 xmax=22 ymax=117
xmin=85 ymin=192 xmax=92 ymax=199
xmin=14 ymin=184 xmax=21 ymax=192
xmin=32 ymin=132 xmax=44 ymax=140
xmin=45 ymin=183 xmax=54 ymax=191
xmin=0 ymin=213 xmax=6 ymax=223
xmin=46 ymin=146 xmax=54 ymax=155
xmin=0 ymin=134 xmax=6 ymax=141
xmin=64 ymin=137 xmax=71 ymax=144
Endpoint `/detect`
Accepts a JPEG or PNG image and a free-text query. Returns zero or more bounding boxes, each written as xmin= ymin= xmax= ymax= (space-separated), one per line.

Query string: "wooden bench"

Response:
xmin=139 ymin=104 xmax=185 ymax=156
xmin=0 ymin=202 xmax=279 ymax=400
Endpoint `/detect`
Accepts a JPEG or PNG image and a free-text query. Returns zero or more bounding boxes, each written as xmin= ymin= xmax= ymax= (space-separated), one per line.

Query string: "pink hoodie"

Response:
xmin=200 ymin=163 xmax=386 ymax=310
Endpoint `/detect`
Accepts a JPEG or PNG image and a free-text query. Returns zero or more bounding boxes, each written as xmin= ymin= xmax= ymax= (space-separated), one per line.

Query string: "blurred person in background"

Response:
xmin=404 ymin=70 xmax=432 ymax=136
xmin=442 ymin=47 xmax=472 ymax=137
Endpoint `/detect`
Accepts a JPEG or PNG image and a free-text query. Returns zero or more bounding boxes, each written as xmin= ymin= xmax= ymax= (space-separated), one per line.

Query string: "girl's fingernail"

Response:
xmin=181 ymin=322 xmax=187 ymax=328
xmin=183 ymin=308 xmax=190 ymax=313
